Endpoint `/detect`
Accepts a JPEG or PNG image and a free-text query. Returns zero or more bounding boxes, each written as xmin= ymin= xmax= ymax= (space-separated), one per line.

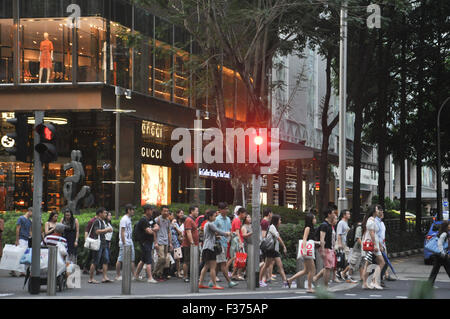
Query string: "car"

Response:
xmin=423 ymin=219 xmax=443 ymax=265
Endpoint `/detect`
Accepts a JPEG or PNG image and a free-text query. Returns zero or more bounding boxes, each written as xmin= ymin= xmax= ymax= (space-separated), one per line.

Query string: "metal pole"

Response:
xmin=30 ymin=111 xmax=44 ymax=294
xmin=115 ymin=88 xmax=120 ymax=219
xmin=250 ymin=174 xmax=261 ymax=289
xmin=122 ymin=245 xmax=132 ymax=295
xmin=247 ymin=243 xmax=255 ymax=290
xmin=47 ymin=246 xmax=58 ymax=296
xmin=190 ymin=245 xmax=199 ymax=293
xmin=436 ymin=97 xmax=450 ymax=221
xmin=338 ymin=0 xmax=348 ymax=213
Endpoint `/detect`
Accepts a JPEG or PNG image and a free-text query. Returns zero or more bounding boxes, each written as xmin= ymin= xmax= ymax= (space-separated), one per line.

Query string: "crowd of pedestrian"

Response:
xmin=4 ymin=200 xmax=449 ymax=292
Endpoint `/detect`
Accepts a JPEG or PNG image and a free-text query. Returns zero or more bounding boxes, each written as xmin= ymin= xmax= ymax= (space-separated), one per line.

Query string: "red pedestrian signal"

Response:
xmin=35 ymin=123 xmax=57 ymax=163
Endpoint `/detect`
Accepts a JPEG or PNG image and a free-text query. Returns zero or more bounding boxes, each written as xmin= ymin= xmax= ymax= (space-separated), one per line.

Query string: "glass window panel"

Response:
xmin=223 ymin=66 xmax=235 ymax=119
xmin=20 ymin=18 xmax=73 ymax=83
xmin=174 ymin=52 xmax=188 ymax=106
xmin=134 ymin=8 xmax=153 ymax=38
xmin=236 ymin=74 xmax=247 ymax=122
xmin=154 ymin=16 xmax=172 ymax=101
xmin=134 ymin=35 xmax=152 ymax=95
xmin=111 ymin=0 xmax=132 ymax=29
xmin=110 ymin=21 xmax=131 ymax=88
xmin=0 ymin=1 xmax=13 ymax=83
xmin=77 ymin=17 xmax=107 ymax=82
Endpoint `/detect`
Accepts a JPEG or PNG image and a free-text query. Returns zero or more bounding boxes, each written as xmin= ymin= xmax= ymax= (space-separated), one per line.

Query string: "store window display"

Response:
xmin=39 ymin=32 xmax=54 ymax=83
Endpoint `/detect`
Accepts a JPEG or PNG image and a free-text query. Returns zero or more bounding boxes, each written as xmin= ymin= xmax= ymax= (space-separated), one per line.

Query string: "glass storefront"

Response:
xmin=0 ymin=110 xmax=114 ymax=212
xmin=0 ymin=0 xmax=248 ymax=118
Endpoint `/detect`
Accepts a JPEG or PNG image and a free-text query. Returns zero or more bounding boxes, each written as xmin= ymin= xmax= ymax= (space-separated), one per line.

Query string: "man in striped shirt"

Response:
xmin=43 ymin=223 xmax=68 ymax=257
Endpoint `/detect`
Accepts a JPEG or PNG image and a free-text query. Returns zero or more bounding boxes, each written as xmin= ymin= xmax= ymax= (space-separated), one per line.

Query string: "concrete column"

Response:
xmin=190 ymin=245 xmax=199 ymax=293
xmin=121 ymin=245 xmax=132 ymax=295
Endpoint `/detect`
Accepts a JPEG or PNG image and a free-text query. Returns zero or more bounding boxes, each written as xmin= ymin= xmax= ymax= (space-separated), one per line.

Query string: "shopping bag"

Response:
xmin=425 ymin=235 xmax=448 ymax=254
xmin=173 ymin=247 xmax=183 ymax=259
xmin=20 ymin=248 xmax=32 ymax=265
xmin=0 ymin=244 xmax=27 ymax=272
xmin=362 ymin=240 xmax=374 ymax=252
xmin=234 ymin=249 xmax=247 ymax=269
xmin=66 ymin=264 xmax=81 ymax=289
xmin=297 ymin=240 xmax=315 ymax=259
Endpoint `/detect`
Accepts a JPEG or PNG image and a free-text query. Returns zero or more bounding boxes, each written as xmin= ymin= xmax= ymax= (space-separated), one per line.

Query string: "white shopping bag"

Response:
xmin=297 ymin=240 xmax=315 ymax=259
xmin=0 ymin=244 xmax=27 ymax=272
xmin=66 ymin=264 xmax=81 ymax=289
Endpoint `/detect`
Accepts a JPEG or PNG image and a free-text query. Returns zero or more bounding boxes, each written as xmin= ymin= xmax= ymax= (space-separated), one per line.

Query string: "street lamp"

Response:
xmin=436 ymin=96 xmax=450 ymax=220
xmin=338 ymin=0 xmax=348 ymax=213
xmin=104 ymin=86 xmax=135 ymax=219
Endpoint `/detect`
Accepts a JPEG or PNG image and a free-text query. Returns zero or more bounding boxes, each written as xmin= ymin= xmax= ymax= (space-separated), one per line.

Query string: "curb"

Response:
xmin=388 ymin=248 xmax=423 ymax=259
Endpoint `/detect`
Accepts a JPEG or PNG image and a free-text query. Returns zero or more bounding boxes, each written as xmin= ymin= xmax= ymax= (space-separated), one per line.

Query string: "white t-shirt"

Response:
xmin=268 ymin=224 xmax=280 ymax=252
xmin=119 ymin=215 xmax=133 ymax=246
xmin=363 ymin=217 xmax=380 ymax=246
xmin=337 ymin=220 xmax=350 ymax=247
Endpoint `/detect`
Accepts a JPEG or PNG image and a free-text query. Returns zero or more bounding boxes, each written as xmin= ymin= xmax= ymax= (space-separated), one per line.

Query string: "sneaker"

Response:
xmin=291 ymin=281 xmax=297 ymax=289
xmin=336 ymin=271 xmax=343 ymax=280
xmin=184 ymin=278 xmax=190 ymax=283
xmin=208 ymin=281 xmax=214 ymax=288
xmin=216 ymin=277 xmax=221 ymax=282
xmin=259 ymin=280 xmax=268 ymax=288
xmin=115 ymin=276 xmax=122 ymax=281
xmin=333 ymin=278 xmax=343 ymax=283
xmin=346 ymin=276 xmax=358 ymax=283
xmin=198 ymin=284 xmax=210 ymax=289
xmin=228 ymin=281 xmax=238 ymax=288
xmin=283 ymin=281 xmax=290 ymax=288
xmin=147 ymin=279 xmax=158 ymax=283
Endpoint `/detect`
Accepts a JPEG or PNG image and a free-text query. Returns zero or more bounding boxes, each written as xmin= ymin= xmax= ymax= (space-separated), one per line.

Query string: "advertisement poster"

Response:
xmin=141 ymin=164 xmax=171 ymax=206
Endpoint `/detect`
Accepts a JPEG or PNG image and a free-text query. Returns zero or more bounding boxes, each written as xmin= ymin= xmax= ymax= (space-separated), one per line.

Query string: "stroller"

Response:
xmin=22 ymin=245 xmax=68 ymax=293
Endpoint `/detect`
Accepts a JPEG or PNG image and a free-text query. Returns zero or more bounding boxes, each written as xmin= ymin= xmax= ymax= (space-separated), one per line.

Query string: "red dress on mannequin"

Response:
xmin=40 ymin=39 xmax=54 ymax=69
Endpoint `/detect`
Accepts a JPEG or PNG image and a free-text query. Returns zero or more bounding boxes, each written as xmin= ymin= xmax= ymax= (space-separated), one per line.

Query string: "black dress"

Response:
xmin=63 ymin=219 xmax=77 ymax=260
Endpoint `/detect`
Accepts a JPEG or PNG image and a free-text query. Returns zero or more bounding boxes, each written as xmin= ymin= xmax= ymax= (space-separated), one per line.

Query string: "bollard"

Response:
xmin=296 ymin=256 xmax=306 ymax=289
xmin=247 ymin=244 xmax=255 ymax=290
xmin=190 ymin=245 xmax=199 ymax=293
xmin=122 ymin=245 xmax=132 ymax=295
xmin=47 ymin=246 xmax=58 ymax=296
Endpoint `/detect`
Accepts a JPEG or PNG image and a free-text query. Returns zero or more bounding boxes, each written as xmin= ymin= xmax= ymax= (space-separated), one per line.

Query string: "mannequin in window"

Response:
xmin=39 ymin=32 xmax=54 ymax=83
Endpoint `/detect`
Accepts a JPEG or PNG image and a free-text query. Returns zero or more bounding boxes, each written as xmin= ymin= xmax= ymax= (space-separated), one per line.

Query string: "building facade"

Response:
xmin=0 ymin=0 xmax=249 ymax=212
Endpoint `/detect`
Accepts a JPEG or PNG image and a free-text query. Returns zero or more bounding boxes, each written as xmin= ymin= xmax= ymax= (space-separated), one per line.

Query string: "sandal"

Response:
xmin=88 ymin=280 xmax=100 ymax=284
xmin=102 ymin=279 xmax=113 ymax=283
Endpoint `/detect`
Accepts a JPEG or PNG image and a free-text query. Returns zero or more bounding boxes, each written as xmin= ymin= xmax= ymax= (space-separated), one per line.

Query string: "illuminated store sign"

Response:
xmin=141 ymin=164 xmax=171 ymax=206
xmin=141 ymin=147 xmax=163 ymax=159
xmin=199 ymin=168 xmax=231 ymax=179
xmin=142 ymin=120 xmax=164 ymax=140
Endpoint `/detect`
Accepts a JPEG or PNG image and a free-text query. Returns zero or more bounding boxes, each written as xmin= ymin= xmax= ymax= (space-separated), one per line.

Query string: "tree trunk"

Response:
xmin=399 ymin=26 xmax=407 ymax=231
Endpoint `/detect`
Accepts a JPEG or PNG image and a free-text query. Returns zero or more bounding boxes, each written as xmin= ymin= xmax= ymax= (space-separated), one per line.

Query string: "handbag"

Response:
xmin=174 ymin=247 xmax=183 ymax=259
xmin=362 ymin=240 xmax=374 ymax=252
xmin=234 ymin=248 xmax=247 ymax=269
xmin=297 ymin=239 xmax=315 ymax=259
xmin=84 ymin=220 xmax=100 ymax=251
xmin=260 ymin=231 xmax=275 ymax=252
xmin=425 ymin=235 xmax=448 ymax=254
xmin=214 ymin=241 xmax=222 ymax=255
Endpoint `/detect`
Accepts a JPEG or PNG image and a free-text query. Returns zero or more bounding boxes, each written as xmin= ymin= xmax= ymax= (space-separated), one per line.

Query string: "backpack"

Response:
xmin=314 ymin=222 xmax=327 ymax=241
xmin=132 ymin=222 xmax=141 ymax=242
xmin=346 ymin=224 xmax=361 ymax=249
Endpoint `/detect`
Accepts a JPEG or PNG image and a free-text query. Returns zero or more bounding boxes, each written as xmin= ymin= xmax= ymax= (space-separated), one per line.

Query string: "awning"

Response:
xmin=278 ymin=141 xmax=315 ymax=160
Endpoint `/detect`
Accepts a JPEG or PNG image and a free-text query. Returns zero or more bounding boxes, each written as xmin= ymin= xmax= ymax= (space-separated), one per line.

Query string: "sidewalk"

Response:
xmin=0 ymin=269 xmax=292 ymax=299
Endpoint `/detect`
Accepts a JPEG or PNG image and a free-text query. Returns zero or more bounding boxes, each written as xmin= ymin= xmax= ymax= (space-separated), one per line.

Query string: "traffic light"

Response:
xmin=35 ymin=122 xmax=57 ymax=163
xmin=315 ymin=182 xmax=320 ymax=191
xmin=5 ymin=114 xmax=29 ymax=162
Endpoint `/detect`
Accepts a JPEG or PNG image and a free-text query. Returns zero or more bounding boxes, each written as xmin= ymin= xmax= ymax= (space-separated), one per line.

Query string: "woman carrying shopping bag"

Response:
xmin=287 ymin=213 xmax=318 ymax=293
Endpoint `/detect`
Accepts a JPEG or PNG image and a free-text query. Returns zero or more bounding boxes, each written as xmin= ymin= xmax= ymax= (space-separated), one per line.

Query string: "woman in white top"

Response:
xmin=258 ymin=214 xmax=289 ymax=288
xmin=361 ymin=205 xmax=385 ymax=290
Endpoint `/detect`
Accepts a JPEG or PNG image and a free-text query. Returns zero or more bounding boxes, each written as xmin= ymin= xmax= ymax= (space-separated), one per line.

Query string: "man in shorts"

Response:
xmin=214 ymin=202 xmax=238 ymax=288
xmin=314 ymin=209 xmax=335 ymax=289
xmin=182 ymin=206 xmax=199 ymax=283
xmin=115 ymin=204 xmax=136 ymax=281
xmin=134 ymin=204 xmax=159 ymax=283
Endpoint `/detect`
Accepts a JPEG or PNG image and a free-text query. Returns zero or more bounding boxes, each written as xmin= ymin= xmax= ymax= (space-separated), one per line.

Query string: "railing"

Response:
xmin=384 ymin=216 xmax=434 ymax=235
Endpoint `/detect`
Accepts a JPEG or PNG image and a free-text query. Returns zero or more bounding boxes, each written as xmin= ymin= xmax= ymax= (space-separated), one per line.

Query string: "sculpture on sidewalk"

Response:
xmin=63 ymin=150 xmax=92 ymax=215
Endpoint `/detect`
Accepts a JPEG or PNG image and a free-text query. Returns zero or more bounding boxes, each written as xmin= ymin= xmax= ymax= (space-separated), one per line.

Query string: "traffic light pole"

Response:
xmin=249 ymin=173 xmax=261 ymax=290
xmin=30 ymin=111 xmax=44 ymax=294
